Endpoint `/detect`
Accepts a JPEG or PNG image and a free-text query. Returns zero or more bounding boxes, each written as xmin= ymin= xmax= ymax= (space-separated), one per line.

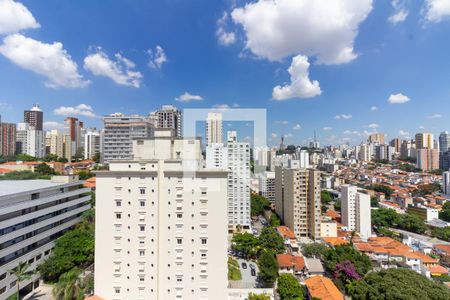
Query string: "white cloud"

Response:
xmin=212 ymin=103 xmax=240 ymax=110
xmin=0 ymin=34 xmax=89 ymax=88
xmin=231 ymin=0 xmax=373 ymax=64
xmin=175 ymin=92 xmax=204 ymax=102
xmin=323 ymin=126 xmax=333 ymax=131
xmin=0 ymin=0 xmax=40 ymax=35
xmin=423 ymin=0 xmax=450 ymax=23
xmin=272 ymin=55 xmax=321 ymax=100
xmin=0 ymin=102 xmax=12 ymax=111
xmin=429 ymin=113 xmax=442 ymax=118
xmin=284 ymin=133 xmax=293 ymax=138
xmin=388 ymin=93 xmax=410 ymax=104
xmin=275 ymin=120 xmax=289 ymax=125
xmin=271 ymin=133 xmax=277 ymax=139
xmin=399 ymin=130 xmax=410 ymax=138
xmin=53 ymin=104 xmax=97 ymax=118
xmin=344 ymin=130 xmax=361 ymax=136
xmin=371 ymin=106 xmax=378 ymax=111
xmin=147 ymin=45 xmax=167 ymax=69
xmin=335 ymin=114 xmax=352 ymax=120
xmin=217 ymin=12 xmax=236 ymax=46
xmin=368 ymin=123 xmax=380 ymax=129
xmin=419 ymin=125 xmax=425 ymax=129
xmin=43 ymin=121 xmax=64 ymax=131
xmin=389 ymin=0 xmax=409 ymax=24
xmin=292 ymin=124 xmax=301 ymax=130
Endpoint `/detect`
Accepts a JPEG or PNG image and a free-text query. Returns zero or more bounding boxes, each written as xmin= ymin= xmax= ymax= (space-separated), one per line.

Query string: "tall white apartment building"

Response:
xmin=226 ymin=131 xmax=251 ymax=230
xmin=295 ymin=149 xmax=310 ymax=168
xmin=258 ymin=171 xmax=276 ymax=203
xmin=94 ymin=129 xmax=228 ymax=300
xmin=0 ymin=175 xmax=91 ymax=299
xmin=45 ymin=130 xmax=64 ymax=158
xmin=84 ymin=129 xmax=101 ymax=160
xmin=102 ymin=113 xmax=154 ymax=164
xmin=15 ymin=123 xmax=45 ymax=158
xmin=358 ymin=144 xmax=372 ymax=162
xmin=205 ymin=113 xmax=222 ymax=145
xmin=205 ymin=143 xmax=228 ymax=169
xmin=341 ymin=185 xmax=371 ymax=240
xmin=444 ymin=172 xmax=450 ymax=196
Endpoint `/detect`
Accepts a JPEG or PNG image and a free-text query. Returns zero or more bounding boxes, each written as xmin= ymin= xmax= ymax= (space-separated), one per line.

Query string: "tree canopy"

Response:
xmin=366 ymin=184 xmax=393 ymax=197
xmin=323 ymin=244 xmax=372 ymax=278
xmin=257 ymin=250 xmax=278 ymax=288
xmin=277 ymin=273 xmax=303 ymax=300
xmin=372 ymin=208 xmax=427 ymax=234
xmin=248 ymin=293 xmax=271 ymax=300
xmin=259 ymin=227 xmax=285 ymax=254
xmin=301 ymin=243 xmax=329 ymax=259
xmin=251 ymin=194 xmax=270 ymax=216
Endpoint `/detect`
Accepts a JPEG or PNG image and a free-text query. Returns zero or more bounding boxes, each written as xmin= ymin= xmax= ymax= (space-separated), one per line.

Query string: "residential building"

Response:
xmin=94 ymin=129 xmax=228 ymax=300
xmin=357 ymin=144 xmax=372 ymax=162
xmin=295 ymin=148 xmax=310 ymax=168
xmin=102 ymin=113 xmax=154 ymax=164
xmin=416 ymin=148 xmax=439 ymax=171
xmin=258 ymin=171 xmax=275 ymax=203
xmin=24 ymin=105 xmax=43 ymax=131
xmin=152 ymin=105 xmax=182 ymax=137
xmin=84 ymin=129 xmax=101 ymax=160
xmin=400 ymin=140 xmax=416 ymax=159
xmin=46 ymin=130 xmax=64 ymax=158
xmin=205 ymin=143 xmax=228 ymax=169
xmin=15 ymin=123 xmax=45 ymax=158
xmin=375 ymin=145 xmax=395 ymax=161
xmin=275 ymin=168 xmax=321 ymax=240
xmin=390 ymin=138 xmax=402 ymax=153
xmin=226 ymin=131 xmax=251 ymax=230
xmin=341 ymin=185 xmax=371 ymax=240
xmin=64 ymin=117 xmax=84 ymax=161
xmin=320 ymin=218 xmax=338 ymax=238
xmin=0 ymin=120 xmax=16 ymax=157
xmin=439 ymin=131 xmax=450 ymax=170
xmin=416 ymin=133 xmax=434 ymax=149
xmin=368 ymin=133 xmax=385 ymax=144
xmin=0 ymin=175 xmax=91 ymax=299
xmin=444 ymin=172 xmax=450 ymax=196
xmin=442 ymin=151 xmax=450 ymax=172
xmin=305 ymin=276 xmax=344 ymax=300
xmin=407 ymin=205 xmax=439 ymax=222
xmin=205 ymin=113 xmax=222 ymax=145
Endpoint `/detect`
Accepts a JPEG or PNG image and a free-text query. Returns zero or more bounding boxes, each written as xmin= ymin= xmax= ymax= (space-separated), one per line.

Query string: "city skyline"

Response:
xmin=0 ymin=0 xmax=450 ymax=147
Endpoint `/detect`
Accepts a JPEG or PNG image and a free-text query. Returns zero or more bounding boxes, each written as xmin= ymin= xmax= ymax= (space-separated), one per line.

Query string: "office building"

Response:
xmin=226 ymin=131 xmax=251 ymax=230
xmin=46 ymin=130 xmax=64 ymax=158
xmin=368 ymin=133 xmax=385 ymax=145
xmin=152 ymin=105 xmax=182 ymax=138
xmin=439 ymin=132 xmax=450 ymax=170
xmin=341 ymin=185 xmax=371 ymax=240
xmin=94 ymin=129 xmax=228 ymax=300
xmin=102 ymin=113 xmax=154 ymax=164
xmin=0 ymin=119 xmax=16 ymax=157
xmin=415 ymin=133 xmax=434 ymax=149
xmin=84 ymin=129 xmax=101 ymax=160
xmin=24 ymin=105 xmax=43 ymax=131
xmin=275 ymin=168 xmax=321 ymax=240
xmin=64 ymin=117 xmax=84 ymax=161
xmin=444 ymin=172 xmax=450 ymax=196
xmin=442 ymin=151 xmax=450 ymax=172
xmin=0 ymin=175 xmax=91 ymax=299
xmin=205 ymin=113 xmax=222 ymax=145
xmin=416 ymin=148 xmax=439 ymax=171
xmin=258 ymin=171 xmax=276 ymax=203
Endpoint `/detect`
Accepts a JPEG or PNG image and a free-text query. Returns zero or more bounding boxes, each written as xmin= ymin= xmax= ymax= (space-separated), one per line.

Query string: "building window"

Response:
xmin=116 ymin=213 xmax=121 ymax=219
xmin=177 ymin=213 xmax=182 ymax=219
xmin=116 ymin=200 xmax=121 ymax=207
xmin=139 ymin=250 xmax=145 ymax=256
xmin=140 ymin=201 xmax=145 ymax=207
xmin=140 ymin=188 xmax=146 ymax=195
xmin=201 ymin=238 xmax=207 ymax=245
xmin=177 ymin=238 xmax=182 ymax=245
xmin=140 ymin=225 xmax=145 ymax=232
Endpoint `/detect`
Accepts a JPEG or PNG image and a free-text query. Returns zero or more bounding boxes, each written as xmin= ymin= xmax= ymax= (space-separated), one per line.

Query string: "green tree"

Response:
xmin=257 ymin=250 xmax=278 ymax=287
xmin=397 ymin=214 xmax=427 ymax=234
xmin=251 ymin=194 xmax=270 ymax=216
xmin=231 ymin=232 xmax=260 ymax=259
xmin=439 ymin=202 xmax=450 ymax=222
xmin=323 ymin=244 xmax=372 ymax=277
xmin=15 ymin=154 xmax=37 ymax=161
xmin=366 ymin=184 xmax=393 ymax=197
xmin=371 ymin=208 xmax=399 ymax=227
xmin=77 ymin=170 xmax=94 ymax=180
xmin=370 ymin=196 xmax=379 ymax=207
xmin=269 ymin=213 xmax=281 ymax=227
xmin=93 ymin=152 xmax=101 ymax=163
xmin=334 ymin=199 xmax=341 ymax=211
xmin=301 ymin=243 xmax=328 ymax=259
xmin=248 ymin=293 xmax=270 ymax=300
xmin=259 ymin=227 xmax=285 ymax=254
xmin=277 ymin=274 xmax=303 ymax=300
xmin=8 ymin=262 xmax=32 ymax=300
xmin=57 ymin=157 xmax=68 ymax=163
xmin=0 ymin=170 xmax=50 ymax=180
xmin=43 ymin=154 xmax=59 ymax=162
xmin=35 ymin=163 xmax=56 ymax=175
xmin=53 ymin=268 xmax=84 ymax=300
xmin=321 ymin=190 xmax=333 ymax=205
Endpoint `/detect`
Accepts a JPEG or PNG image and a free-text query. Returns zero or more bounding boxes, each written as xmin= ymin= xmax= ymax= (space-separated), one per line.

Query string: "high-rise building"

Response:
xmin=390 ymin=138 xmax=402 ymax=153
xmin=226 ymin=131 xmax=251 ymax=230
xmin=275 ymin=168 xmax=321 ymax=241
xmin=416 ymin=148 xmax=439 ymax=171
xmin=152 ymin=105 xmax=182 ymax=137
xmin=441 ymin=151 xmax=450 ymax=172
xmin=205 ymin=143 xmax=228 ymax=169
xmin=439 ymin=131 xmax=450 ymax=170
xmin=0 ymin=175 xmax=91 ymax=299
xmin=64 ymin=117 xmax=84 ymax=160
xmin=400 ymin=140 xmax=416 ymax=159
xmin=357 ymin=144 xmax=372 ymax=162
xmin=258 ymin=171 xmax=276 ymax=203
xmin=415 ymin=133 xmax=434 ymax=149
xmin=94 ymin=129 xmax=228 ymax=300
xmin=46 ymin=130 xmax=65 ymax=158
xmin=24 ymin=104 xmax=43 ymax=131
xmin=15 ymin=123 xmax=45 ymax=158
xmin=375 ymin=145 xmax=395 ymax=161
xmin=341 ymin=185 xmax=371 ymax=240
xmin=205 ymin=112 xmax=222 ymax=145
xmin=295 ymin=148 xmax=310 ymax=168
xmin=444 ymin=172 xmax=450 ymax=196
xmin=368 ymin=133 xmax=385 ymax=144
xmin=102 ymin=113 xmax=154 ymax=163
xmin=84 ymin=129 xmax=101 ymax=160
xmin=0 ymin=118 xmax=16 ymax=157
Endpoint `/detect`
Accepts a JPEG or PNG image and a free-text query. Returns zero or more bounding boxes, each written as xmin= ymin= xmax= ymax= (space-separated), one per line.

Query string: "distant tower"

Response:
xmin=280 ymin=135 xmax=285 ymax=150
xmin=24 ymin=104 xmax=43 ymax=130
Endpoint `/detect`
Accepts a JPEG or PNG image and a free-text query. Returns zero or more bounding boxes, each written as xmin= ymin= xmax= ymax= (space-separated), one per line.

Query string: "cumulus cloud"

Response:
xmin=271 ymin=133 xmax=277 ymax=139
xmin=0 ymin=0 xmax=40 ymax=35
xmin=371 ymin=106 xmax=378 ymax=111
xmin=217 ymin=12 xmax=236 ymax=46
xmin=53 ymin=104 xmax=97 ymax=118
xmin=43 ymin=121 xmax=64 ymax=131
xmin=335 ymin=114 xmax=352 ymax=120
xmin=175 ymin=92 xmax=203 ymax=102
xmin=272 ymin=55 xmax=321 ymax=100
xmin=429 ymin=113 xmax=442 ymax=118
xmin=368 ymin=123 xmax=380 ymax=129
xmin=399 ymin=130 xmax=410 ymax=138
xmin=275 ymin=120 xmax=289 ymax=125
xmin=344 ymin=130 xmax=362 ymax=136
xmin=292 ymin=124 xmax=301 ymax=130
xmin=231 ymin=0 xmax=373 ymax=64
xmin=212 ymin=103 xmax=240 ymax=110
xmin=323 ymin=127 xmax=333 ymax=131
xmin=147 ymin=45 xmax=167 ymax=69
xmin=0 ymin=34 xmax=89 ymax=88
xmin=388 ymin=93 xmax=410 ymax=104
xmin=423 ymin=0 xmax=450 ymax=23
xmin=389 ymin=0 xmax=409 ymax=24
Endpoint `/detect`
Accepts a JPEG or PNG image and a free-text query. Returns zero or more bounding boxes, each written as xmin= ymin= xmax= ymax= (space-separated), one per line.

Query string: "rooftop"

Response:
xmin=0 ymin=180 xmax=63 ymax=197
xmin=305 ymin=276 xmax=344 ymax=300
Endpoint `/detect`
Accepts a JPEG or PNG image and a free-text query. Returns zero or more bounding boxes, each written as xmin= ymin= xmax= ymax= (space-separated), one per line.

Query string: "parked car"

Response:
xmin=241 ymin=262 xmax=247 ymax=269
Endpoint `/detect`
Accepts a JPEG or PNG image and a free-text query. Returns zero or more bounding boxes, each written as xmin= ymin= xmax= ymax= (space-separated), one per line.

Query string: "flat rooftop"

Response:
xmin=0 ymin=180 xmax=63 ymax=197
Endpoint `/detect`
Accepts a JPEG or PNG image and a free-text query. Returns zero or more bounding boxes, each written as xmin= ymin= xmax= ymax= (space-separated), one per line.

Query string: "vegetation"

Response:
xmin=42 ymin=154 xmax=68 ymax=163
xmin=366 ymin=184 xmax=393 ymax=197
xmin=0 ymin=170 xmax=51 ymax=180
xmin=431 ymin=227 xmax=450 ymax=242
xmin=257 ymin=250 xmax=278 ymax=287
xmin=323 ymin=245 xmax=372 ymax=279
xmin=251 ymin=194 xmax=270 ymax=216
xmin=227 ymin=257 xmax=242 ymax=281
xmin=77 ymin=170 xmax=95 ymax=180
xmin=372 ymin=208 xmax=427 ymax=234
xmin=397 ymin=163 xmax=419 ymax=173
xmin=248 ymin=293 xmax=271 ymax=300
xmin=347 ymin=268 xmax=450 ymax=300
xmin=370 ymin=196 xmax=379 ymax=207
xmin=35 ymin=163 xmax=56 ymax=175
xmin=411 ymin=183 xmax=441 ymax=196
xmin=277 ymin=273 xmax=304 ymax=300
xmin=321 ymin=190 xmax=333 ymax=205
xmin=334 ymin=199 xmax=341 ymax=211
xmin=52 ymin=267 xmax=88 ymax=300
xmin=301 ymin=243 xmax=329 ymax=259
xmin=439 ymin=202 xmax=450 ymax=222
xmin=259 ymin=227 xmax=285 ymax=254
xmin=231 ymin=226 xmax=285 ymax=258
xmin=269 ymin=213 xmax=281 ymax=227
xmin=8 ymin=262 xmax=32 ymax=300
xmin=400 ymin=157 xmax=417 ymax=163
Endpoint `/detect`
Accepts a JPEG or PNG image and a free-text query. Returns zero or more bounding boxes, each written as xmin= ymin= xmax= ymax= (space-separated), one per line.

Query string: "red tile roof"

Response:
xmin=276 ymin=254 xmax=305 ymax=271
xmin=305 ymin=276 xmax=344 ymax=300
xmin=277 ymin=226 xmax=296 ymax=240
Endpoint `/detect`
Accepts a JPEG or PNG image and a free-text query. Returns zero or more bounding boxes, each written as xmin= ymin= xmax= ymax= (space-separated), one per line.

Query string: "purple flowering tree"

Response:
xmin=334 ymin=260 xmax=361 ymax=281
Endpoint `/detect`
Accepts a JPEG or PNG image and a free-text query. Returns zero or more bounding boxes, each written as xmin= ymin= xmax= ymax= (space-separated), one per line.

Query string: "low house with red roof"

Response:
xmin=276 ymin=226 xmax=299 ymax=252
xmin=305 ymin=276 xmax=344 ymax=300
xmin=276 ymin=253 xmax=305 ymax=275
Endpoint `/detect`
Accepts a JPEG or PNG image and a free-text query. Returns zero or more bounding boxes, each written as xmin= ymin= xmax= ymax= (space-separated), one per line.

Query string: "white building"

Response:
xmin=15 ymin=123 xmax=45 ymax=158
xmin=295 ymin=149 xmax=310 ymax=169
xmin=94 ymin=129 xmax=228 ymax=300
xmin=258 ymin=171 xmax=276 ymax=203
xmin=84 ymin=129 xmax=101 ymax=160
xmin=205 ymin=143 xmax=228 ymax=169
xmin=444 ymin=171 xmax=450 ymax=196
xmin=0 ymin=175 xmax=91 ymax=299
xmin=357 ymin=144 xmax=372 ymax=162
xmin=205 ymin=113 xmax=222 ymax=145
xmin=45 ymin=130 xmax=64 ymax=158
xmin=341 ymin=185 xmax=371 ymax=240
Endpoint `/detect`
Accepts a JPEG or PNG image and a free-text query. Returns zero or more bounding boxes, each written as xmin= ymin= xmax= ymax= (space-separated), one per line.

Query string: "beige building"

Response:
xmin=205 ymin=112 xmax=222 ymax=145
xmin=46 ymin=130 xmax=64 ymax=158
xmin=94 ymin=129 xmax=228 ymax=300
xmin=415 ymin=133 xmax=434 ymax=149
xmin=368 ymin=133 xmax=385 ymax=144
xmin=320 ymin=218 xmax=338 ymax=238
xmin=416 ymin=148 xmax=439 ymax=171
xmin=275 ymin=168 xmax=321 ymax=241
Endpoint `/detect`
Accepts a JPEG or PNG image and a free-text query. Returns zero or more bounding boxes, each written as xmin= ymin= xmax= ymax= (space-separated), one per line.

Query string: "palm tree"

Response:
xmin=8 ymin=262 xmax=32 ymax=300
xmin=53 ymin=268 xmax=83 ymax=300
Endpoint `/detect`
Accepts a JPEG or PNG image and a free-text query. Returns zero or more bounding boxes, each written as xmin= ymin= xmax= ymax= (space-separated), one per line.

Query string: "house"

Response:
xmin=305 ymin=276 xmax=344 ymax=300
xmin=322 ymin=237 xmax=349 ymax=247
xmin=276 ymin=226 xmax=299 ymax=252
xmin=304 ymin=258 xmax=325 ymax=276
xmin=276 ymin=254 xmax=305 ymax=275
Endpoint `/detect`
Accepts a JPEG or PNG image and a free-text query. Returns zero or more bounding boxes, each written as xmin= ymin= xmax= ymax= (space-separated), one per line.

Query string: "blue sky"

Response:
xmin=0 ymin=0 xmax=450 ymax=146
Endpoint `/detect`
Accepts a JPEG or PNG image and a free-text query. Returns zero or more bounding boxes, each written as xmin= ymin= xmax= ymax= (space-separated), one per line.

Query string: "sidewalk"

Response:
xmin=23 ymin=284 xmax=54 ymax=300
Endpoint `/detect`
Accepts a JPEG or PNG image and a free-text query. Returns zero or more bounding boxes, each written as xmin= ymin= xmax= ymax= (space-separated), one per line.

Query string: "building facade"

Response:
xmin=415 ymin=133 xmax=434 ymax=149
xmin=64 ymin=117 xmax=84 ymax=161
xmin=84 ymin=129 xmax=101 ymax=160
xmin=416 ymin=148 xmax=439 ymax=171
xmin=94 ymin=129 xmax=228 ymax=300
xmin=341 ymin=185 xmax=371 ymax=240
xmin=152 ymin=105 xmax=182 ymax=138
xmin=0 ymin=121 xmax=16 ymax=157
xmin=23 ymin=105 xmax=43 ymax=131
xmin=205 ymin=113 xmax=222 ymax=146
xmin=0 ymin=175 xmax=91 ymax=299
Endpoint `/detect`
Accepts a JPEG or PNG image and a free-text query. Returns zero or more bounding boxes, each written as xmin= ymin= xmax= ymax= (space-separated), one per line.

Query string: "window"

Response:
xmin=139 ymin=250 xmax=145 ymax=256
xmin=140 ymin=188 xmax=146 ymax=195
xmin=116 ymin=200 xmax=122 ymax=207
xmin=201 ymin=238 xmax=207 ymax=245
xmin=115 ymin=288 xmax=120 ymax=294
xmin=140 ymin=225 xmax=145 ymax=232
xmin=177 ymin=213 xmax=182 ymax=219
xmin=177 ymin=238 xmax=182 ymax=245
xmin=140 ymin=201 xmax=145 ymax=207
xmin=116 ymin=213 xmax=121 ymax=219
